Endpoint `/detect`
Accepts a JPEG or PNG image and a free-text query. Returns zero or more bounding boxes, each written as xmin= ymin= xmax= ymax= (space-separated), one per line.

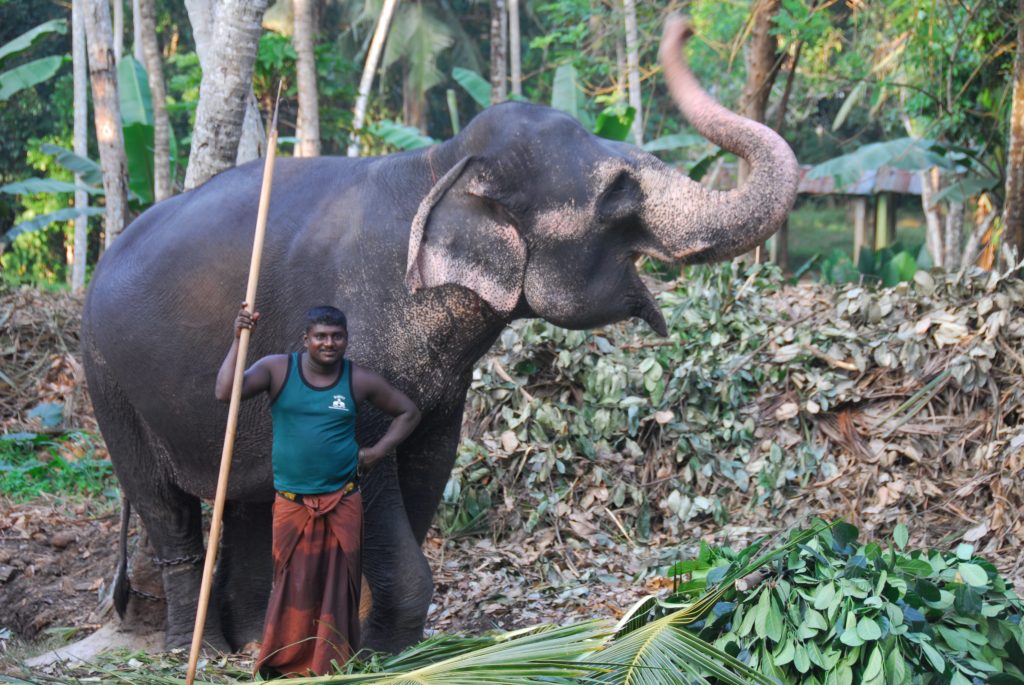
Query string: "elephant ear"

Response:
xmin=405 ymin=156 xmax=527 ymax=315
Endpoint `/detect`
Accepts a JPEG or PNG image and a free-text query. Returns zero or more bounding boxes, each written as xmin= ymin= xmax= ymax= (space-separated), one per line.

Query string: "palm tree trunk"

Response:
xmin=113 ymin=0 xmax=124 ymax=62
xmin=132 ymin=0 xmax=143 ymax=61
xmin=84 ymin=0 xmax=130 ymax=248
xmin=184 ymin=0 xmax=269 ymax=190
xmin=508 ymin=0 xmax=521 ymax=97
xmin=489 ymin=0 xmax=507 ymax=104
xmin=919 ymin=167 xmax=945 ymax=268
xmin=293 ymin=0 xmax=321 ymax=157
xmin=622 ymin=0 xmax=643 ymax=145
xmin=944 ymin=197 xmax=964 ymax=270
xmin=348 ymin=0 xmax=399 ymax=157
xmin=185 ymin=0 xmax=266 ymax=166
xmin=138 ymin=0 xmax=172 ymax=201
xmin=72 ymin=0 xmax=90 ymax=291
xmin=1004 ymin=0 xmax=1024 ymax=259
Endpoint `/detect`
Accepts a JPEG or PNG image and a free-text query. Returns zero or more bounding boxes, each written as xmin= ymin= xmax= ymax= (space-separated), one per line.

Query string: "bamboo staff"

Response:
xmin=185 ymin=91 xmax=281 ymax=685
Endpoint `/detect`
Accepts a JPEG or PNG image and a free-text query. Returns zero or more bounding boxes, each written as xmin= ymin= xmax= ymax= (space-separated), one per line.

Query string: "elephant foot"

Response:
xmin=162 ymin=563 xmax=230 ymax=653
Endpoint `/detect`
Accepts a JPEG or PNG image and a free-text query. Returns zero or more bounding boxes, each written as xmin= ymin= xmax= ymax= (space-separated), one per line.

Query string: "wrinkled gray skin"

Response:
xmin=81 ymin=18 xmax=797 ymax=653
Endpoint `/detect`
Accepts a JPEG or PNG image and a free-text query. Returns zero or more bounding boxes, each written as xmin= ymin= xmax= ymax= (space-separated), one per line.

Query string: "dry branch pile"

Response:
xmin=0 ymin=287 xmax=93 ymax=434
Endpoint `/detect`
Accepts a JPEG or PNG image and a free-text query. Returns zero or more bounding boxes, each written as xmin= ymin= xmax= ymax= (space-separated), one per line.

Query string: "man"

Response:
xmin=215 ymin=303 xmax=420 ymax=676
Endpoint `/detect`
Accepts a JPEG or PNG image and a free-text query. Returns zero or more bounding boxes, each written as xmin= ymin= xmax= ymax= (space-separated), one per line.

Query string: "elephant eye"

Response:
xmin=598 ymin=171 xmax=641 ymax=226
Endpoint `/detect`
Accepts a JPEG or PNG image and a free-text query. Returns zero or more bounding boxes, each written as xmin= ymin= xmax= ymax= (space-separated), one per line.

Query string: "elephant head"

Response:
xmin=406 ymin=16 xmax=798 ymax=336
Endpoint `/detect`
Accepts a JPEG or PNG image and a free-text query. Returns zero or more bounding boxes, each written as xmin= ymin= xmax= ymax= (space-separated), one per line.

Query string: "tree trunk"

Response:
xmin=293 ymin=0 xmax=320 ymax=157
xmin=738 ymin=0 xmax=782 ymax=263
xmin=132 ymin=0 xmax=143 ymax=61
xmin=185 ymin=0 xmax=266 ymax=166
xmin=84 ymin=0 xmax=130 ymax=248
xmin=943 ymin=198 xmax=965 ymax=270
xmin=919 ymin=167 xmax=945 ymax=268
xmin=739 ymin=0 xmax=782 ymax=185
xmin=184 ymin=0 xmax=269 ymax=190
xmin=622 ymin=0 xmax=643 ymax=144
xmin=113 ymin=0 xmax=124 ymax=62
xmin=1004 ymin=0 xmax=1024 ymax=259
xmin=138 ymin=0 xmax=172 ymax=201
xmin=489 ymin=0 xmax=507 ymax=104
xmin=72 ymin=0 xmax=90 ymax=291
xmin=348 ymin=0 xmax=399 ymax=157
xmin=508 ymin=0 xmax=521 ymax=97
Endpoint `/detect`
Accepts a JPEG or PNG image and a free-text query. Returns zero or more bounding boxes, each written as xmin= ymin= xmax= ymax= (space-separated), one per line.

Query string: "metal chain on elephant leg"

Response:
xmin=152 ymin=553 xmax=204 ymax=567
xmin=130 ymin=586 xmax=166 ymax=601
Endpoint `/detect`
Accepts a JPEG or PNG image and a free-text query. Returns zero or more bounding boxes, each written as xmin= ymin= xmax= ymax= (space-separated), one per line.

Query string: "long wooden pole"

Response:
xmin=185 ymin=94 xmax=280 ymax=685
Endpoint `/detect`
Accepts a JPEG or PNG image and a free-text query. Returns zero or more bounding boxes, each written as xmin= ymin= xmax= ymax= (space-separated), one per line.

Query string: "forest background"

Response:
xmin=1 ymin=0 xmax=1022 ymax=286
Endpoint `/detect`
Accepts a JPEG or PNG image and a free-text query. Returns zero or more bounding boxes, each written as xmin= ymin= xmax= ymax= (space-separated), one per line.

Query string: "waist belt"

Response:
xmin=278 ymin=479 xmax=357 ymax=505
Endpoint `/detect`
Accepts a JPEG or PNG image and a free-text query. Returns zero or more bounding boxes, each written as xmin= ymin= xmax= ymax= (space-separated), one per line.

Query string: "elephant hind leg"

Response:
xmin=83 ymin=355 xmax=229 ymax=651
xmin=216 ymin=500 xmax=273 ymax=650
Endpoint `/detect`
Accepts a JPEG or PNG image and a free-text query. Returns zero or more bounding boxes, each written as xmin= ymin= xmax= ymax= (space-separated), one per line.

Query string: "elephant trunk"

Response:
xmin=638 ymin=16 xmax=799 ymax=264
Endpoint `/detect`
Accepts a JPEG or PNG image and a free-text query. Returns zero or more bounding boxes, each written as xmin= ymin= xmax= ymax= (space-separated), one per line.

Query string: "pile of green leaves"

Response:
xmin=666 ymin=522 xmax=1024 ymax=685
xmin=0 ymin=431 xmax=116 ymax=501
xmin=446 ymin=258 xmax=1024 ymax=541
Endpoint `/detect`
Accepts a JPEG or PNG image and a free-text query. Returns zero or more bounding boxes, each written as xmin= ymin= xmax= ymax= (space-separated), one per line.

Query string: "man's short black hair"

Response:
xmin=305 ymin=305 xmax=347 ymax=332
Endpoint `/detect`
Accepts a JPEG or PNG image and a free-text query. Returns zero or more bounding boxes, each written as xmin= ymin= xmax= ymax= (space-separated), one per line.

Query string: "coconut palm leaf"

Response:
xmin=254 ymin=621 xmax=614 ymax=685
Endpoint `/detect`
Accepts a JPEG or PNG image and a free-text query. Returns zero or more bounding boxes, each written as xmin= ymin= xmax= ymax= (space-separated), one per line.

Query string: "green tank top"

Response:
xmin=270 ymin=352 xmax=358 ymax=494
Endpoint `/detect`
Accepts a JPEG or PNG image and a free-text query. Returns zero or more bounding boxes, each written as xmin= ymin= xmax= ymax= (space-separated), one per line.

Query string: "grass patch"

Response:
xmin=0 ymin=431 xmax=117 ymax=501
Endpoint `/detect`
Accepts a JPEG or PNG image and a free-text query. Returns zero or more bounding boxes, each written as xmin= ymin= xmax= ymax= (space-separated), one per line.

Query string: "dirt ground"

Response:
xmin=0 ymin=497 xmax=120 ymax=649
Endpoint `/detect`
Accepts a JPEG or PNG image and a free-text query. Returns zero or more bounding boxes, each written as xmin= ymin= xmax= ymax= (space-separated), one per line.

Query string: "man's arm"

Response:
xmin=353 ymin=366 xmax=421 ymax=474
xmin=214 ymin=303 xmax=276 ymax=402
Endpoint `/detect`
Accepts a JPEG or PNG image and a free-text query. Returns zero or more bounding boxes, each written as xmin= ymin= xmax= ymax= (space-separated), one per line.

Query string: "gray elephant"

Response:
xmin=81 ymin=17 xmax=798 ymax=653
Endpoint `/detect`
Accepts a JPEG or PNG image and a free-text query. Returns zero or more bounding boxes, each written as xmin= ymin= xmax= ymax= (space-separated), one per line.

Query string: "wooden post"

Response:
xmin=852 ymin=196 xmax=873 ymax=264
xmin=184 ymin=104 xmax=279 ymax=685
xmin=874 ymin=192 xmax=896 ymax=250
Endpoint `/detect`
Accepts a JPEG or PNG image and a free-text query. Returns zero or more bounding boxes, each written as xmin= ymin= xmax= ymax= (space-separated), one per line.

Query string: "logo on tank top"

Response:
xmin=330 ymin=395 xmax=348 ymax=411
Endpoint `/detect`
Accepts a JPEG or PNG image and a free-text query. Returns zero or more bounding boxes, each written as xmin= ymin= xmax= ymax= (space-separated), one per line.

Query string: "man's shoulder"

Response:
xmin=254 ymin=353 xmax=291 ymax=373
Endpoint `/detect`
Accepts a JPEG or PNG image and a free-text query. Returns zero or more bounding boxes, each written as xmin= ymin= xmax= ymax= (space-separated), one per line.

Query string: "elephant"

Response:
xmin=81 ymin=16 xmax=798 ymax=654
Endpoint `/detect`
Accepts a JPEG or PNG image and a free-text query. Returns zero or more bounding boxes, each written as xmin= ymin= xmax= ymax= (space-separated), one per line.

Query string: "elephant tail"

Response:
xmin=111 ymin=494 xmax=131 ymax=618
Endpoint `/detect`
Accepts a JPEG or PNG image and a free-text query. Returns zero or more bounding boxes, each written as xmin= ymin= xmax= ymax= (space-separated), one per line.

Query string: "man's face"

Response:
xmin=303 ymin=323 xmax=348 ymax=366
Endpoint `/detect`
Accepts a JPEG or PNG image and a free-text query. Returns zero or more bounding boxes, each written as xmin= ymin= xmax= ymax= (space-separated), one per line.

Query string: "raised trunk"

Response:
xmin=641 ymin=17 xmax=798 ymax=263
xmin=85 ymin=0 xmax=131 ymax=248
xmin=72 ymin=0 xmax=90 ymax=291
xmin=623 ymin=0 xmax=643 ymax=145
xmin=1004 ymin=0 xmax=1024 ymax=258
xmin=138 ymin=0 xmax=172 ymax=201
xmin=184 ymin=0 xmax=269 ymax=190
xmin=738 ymin=0 xmax=782 ymax=185
xmin=293 ymin=0 xmax=321 ymax=157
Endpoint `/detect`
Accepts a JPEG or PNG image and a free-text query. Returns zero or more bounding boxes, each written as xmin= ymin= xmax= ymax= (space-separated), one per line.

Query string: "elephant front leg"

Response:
xmin=360 ymin=456 xmax=434 ymax=653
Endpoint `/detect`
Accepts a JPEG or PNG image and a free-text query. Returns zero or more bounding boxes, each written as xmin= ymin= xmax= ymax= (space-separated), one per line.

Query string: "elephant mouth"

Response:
xmin=632 ymin=279 xmax=668 ymax=336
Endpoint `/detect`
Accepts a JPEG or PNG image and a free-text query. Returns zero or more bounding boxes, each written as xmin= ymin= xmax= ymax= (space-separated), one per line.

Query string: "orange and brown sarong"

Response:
xmin=254 ymin=487 xmax=362 ymax=677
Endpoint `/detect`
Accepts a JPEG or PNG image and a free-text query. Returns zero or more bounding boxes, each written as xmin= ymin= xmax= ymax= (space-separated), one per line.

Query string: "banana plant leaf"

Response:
xmin=3 ymin=206 xmax=105 ymax=245
xmin=118 ymin=56 xmax=155 ymax=205
xmin=367 ymin=120 xmax=438 ymax=150
xmin=0 ymin=55 xmax=66 ymax=100
xmin=0 ymin=178 xmax=102 ymax=195
xmin=39 ymin=143 xmax=103 ymax=186
xmin=0 ymin=18 xmax=67 ymax=62
xmin=452 ymin=67 xmax=491 ymax=109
